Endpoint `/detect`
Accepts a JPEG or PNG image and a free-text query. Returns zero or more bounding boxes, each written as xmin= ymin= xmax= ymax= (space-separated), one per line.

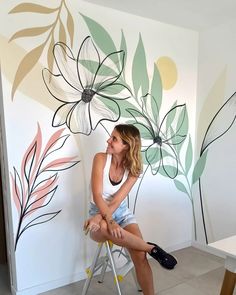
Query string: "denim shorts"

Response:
xmin=89 ymin=201 xmax=137 ymax=228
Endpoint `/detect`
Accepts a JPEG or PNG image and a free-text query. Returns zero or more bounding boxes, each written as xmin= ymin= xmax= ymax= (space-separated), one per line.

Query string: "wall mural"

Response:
xmin=8 ymin=1 xmax=209 ymax=248
xmin=196 ymin=92 xmax=236 ymax=243
xmin=11 ymin=124 xmax=80 ymax=250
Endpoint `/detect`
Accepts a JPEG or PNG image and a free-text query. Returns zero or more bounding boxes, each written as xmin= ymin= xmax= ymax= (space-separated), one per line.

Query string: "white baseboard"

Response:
xmin=191 ymin=240 xmax=226 ymax=258
xmin=165 ymin=240 xmax=192 ymax=253
xmin=11 ymin=271 xmax=87 ymax=295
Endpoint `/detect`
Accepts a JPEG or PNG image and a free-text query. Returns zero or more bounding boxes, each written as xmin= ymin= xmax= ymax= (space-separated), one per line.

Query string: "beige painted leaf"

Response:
xmin=9 ymin=3 xmax=58 ymax=14
xmin=11 ymin=43 xmax=44 ymax=99
xmin=67 ymin=10 xmax=74 ymax=47
xmin=59 ymin=20 xmax=67 ymax=58
xmin=196 ymin=68 xmax=226 ymax=151
xmin=47 ymin=36 xmax=55 ymax=81
xmin=9 ymin=25 xmax=52 ymax=42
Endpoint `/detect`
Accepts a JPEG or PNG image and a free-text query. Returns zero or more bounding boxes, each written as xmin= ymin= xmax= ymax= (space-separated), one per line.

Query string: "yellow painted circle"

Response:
xmin=155 ymin=57 xmax=177 ymax=90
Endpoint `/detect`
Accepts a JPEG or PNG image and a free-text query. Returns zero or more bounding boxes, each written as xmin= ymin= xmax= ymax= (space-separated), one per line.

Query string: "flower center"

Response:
xmin=81 ymin=89 xmax=95 ymax=103
xmin=154 ymin=135 xmax=162 ymax=146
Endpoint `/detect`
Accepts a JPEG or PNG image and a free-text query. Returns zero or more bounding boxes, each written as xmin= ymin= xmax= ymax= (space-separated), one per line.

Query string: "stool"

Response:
xmin=82 ymin=241 xmax=141 ymax=295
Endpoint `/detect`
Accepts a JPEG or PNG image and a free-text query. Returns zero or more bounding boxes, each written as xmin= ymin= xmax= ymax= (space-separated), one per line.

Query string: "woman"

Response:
xmin=84 ymin=124 xmax=177 ymax=295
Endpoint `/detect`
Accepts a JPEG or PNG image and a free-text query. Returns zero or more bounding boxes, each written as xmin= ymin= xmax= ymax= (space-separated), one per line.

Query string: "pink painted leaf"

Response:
xmin=41 ymin=157 xmax=79 ymax=172
xmin=10 ymin=168 xmax=23 ymax=214
xmin=25 ymin=186 xmax=58 ymax=217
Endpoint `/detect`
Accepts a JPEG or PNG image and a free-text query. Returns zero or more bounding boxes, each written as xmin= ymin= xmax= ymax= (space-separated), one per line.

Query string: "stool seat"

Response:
xmin=82 ymin=240 xmax=141 ymax=295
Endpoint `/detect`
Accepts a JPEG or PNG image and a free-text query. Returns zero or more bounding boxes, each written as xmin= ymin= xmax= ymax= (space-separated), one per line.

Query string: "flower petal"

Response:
xmin=77 ymin=36 xmax=100 ymax=89
xmin=161 ymin=143 xmax=178 ymax=178
xmin=145 ymin=144 xmax=161 ymax=175
xmin=95 ymin=50 xmax=125 ymax=89
xmin=90 ymin=96 xmax=120 ymax=130
xmin=160 ymin=104 xmax=187 ymax=141
xmin=52 ymin=103 xmax=75 ymax=127
xmin=53 ymin=42 xmax=82 ymax=90
xmin=71 ymin=101 xmax=92 ymax=135
xmin=42 ymin=68 xmax=81 ymax=103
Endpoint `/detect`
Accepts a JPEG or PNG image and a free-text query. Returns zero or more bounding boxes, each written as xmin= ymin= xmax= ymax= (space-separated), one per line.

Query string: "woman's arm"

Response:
xmin=108 ymin=174 xmax=138 ymax=212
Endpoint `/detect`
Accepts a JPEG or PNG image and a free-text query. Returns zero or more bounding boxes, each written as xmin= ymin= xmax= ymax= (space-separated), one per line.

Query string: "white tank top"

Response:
xmin=91 ymin=153 xmax=129 ymax=203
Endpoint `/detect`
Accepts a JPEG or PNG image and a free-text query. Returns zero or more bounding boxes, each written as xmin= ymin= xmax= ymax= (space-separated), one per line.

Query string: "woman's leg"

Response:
xmin=90 ymin=220 xmax=153 ymax=252
xmin=124 ymin=223 xmax=155 ymax=295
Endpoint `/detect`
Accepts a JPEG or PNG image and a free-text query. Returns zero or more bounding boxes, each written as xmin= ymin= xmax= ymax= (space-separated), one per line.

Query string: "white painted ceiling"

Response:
xmin=83 ymin=0 xmax=236 ymax=31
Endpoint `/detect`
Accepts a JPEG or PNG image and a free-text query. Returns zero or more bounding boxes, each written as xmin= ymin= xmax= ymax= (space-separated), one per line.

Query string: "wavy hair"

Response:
xmin=115 ymin=124 xmax=142 ymax=177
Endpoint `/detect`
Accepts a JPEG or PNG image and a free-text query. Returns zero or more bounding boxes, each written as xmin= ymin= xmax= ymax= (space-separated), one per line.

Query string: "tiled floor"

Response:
xmin=1 ymin=247 xmax=235 ymax=295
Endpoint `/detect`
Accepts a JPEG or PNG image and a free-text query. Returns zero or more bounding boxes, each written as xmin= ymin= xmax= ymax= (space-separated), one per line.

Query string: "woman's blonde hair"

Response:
xmin=115 ymin=124 xmax=142 ymax=177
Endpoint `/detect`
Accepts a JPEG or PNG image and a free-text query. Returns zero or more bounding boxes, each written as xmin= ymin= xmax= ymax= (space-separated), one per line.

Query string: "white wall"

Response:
xmin=194 ymin=19 xmax=236 ymax=244
xmin=0 ymin=1 xmax=198 ymax=294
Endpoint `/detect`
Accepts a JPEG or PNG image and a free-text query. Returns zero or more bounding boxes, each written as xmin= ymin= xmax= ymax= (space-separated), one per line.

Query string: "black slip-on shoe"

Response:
xmin=147 ymin=242 xmax=177 ymax=270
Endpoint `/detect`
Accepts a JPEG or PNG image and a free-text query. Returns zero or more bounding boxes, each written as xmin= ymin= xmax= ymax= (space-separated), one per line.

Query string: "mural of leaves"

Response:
xmin=11 ymin=124 xmax=80 ymax=250
xmin=9 ymin=0 xmax=75 ymax=99
xmin=196 ymin=92 xmax=236 ymax=244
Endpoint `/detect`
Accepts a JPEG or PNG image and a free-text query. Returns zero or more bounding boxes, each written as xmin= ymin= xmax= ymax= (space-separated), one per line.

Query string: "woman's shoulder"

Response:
xmin=93 ymin=152 xmax=108 ymax=166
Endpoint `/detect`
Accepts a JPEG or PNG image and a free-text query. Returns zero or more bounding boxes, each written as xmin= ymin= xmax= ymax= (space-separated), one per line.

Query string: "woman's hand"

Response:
xmin=107 ymin=219 xmax=123 ymax=239
xmin=83 ymin=214 xmax=102 ymax=234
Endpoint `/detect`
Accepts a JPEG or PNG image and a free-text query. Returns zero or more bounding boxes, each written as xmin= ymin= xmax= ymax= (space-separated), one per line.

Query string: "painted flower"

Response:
xmin=42 ymin=36 xmax=131 ymax=135
xmin=127 ymin=94 xmax=187 ymax=178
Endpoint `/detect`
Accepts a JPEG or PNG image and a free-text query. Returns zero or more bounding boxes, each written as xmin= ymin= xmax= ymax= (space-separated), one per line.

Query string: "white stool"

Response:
xmin=82 ymin=241 xmax=141 ymax=295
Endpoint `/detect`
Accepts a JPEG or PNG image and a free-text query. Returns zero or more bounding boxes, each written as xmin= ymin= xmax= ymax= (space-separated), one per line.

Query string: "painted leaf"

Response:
xmin=67 ymin=10 xmax=74 ymax=47
xmin=185 ymin=136 xmax=193 ymax=174
xmin=81 ymin=14 xmax=119 ymax=68
xmin=201 ymin=92 xmax=236 ymax=153
xmin=22 ymin=211 xmax=61 ymax=233
xmin=174 ymin=179 xmax=188 ymax=195
xmin=26 ymin=186 xmax=58 ymax=216
xmin=9 ymin=3 xmax=57 ymax=14
xmin=120 ymin=29 xmax=127 ymax=75
xmin=79 ymin=60 xmax=117 ymax=76
xmin=165 ymin=101 xmax=177 ymax=131
xmin=47 ymin=35 xmax=55 ymax=77
xmin=42 ymin=158 xmax=79 ymax=172
xmin=151 ymin=64 xmax=162 ymax=118
xmin=59 ymin=21 xmax=66 ymax=59
xmin=11 ymin=169 xmax=23 ymax=213
xmin=42 ymin=128 xmax=65 ymax=158
xmin=32 ymin=173 xmax=58 ymax=195
xmin=11 ymin=43 xmax=44 ymax=99
xmin=132 ymin=34 xmax=149 ymax=97
xmin=9 ymin=25 xmax=52 ymax=42
xmin=24 ymin=142 xmax=37 ymax=183
xmin=176 ymin=108 xmax=189 ymax=153
xmin=192 ymin=150 xmax=208 ymax=184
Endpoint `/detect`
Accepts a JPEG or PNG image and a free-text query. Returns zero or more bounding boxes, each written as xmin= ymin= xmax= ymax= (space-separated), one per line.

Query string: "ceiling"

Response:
xmin=83 ymin=0 xmax=236 ymax=31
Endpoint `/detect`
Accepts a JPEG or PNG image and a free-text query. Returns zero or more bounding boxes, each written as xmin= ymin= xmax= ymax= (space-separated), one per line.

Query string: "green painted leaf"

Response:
xmin=79 ymin=60 xmax=117 ymax=76
xmin=185 ymin=136 xmax=193 ymax=174
xmin=166 ymin=101 xmax=177 ymax=131
xmin=120 ymin=29 xmax=127 ymax=75
xmin=174 ymin=179 xmax=188 ymax=195
xmin=158 ymin=165 xmax=177 ymax=178
xmin=176 ymin=107 xmax=189 ymax=153
xmin=192 ymin=150 xmax=208 ymax=184
xmin=151 ymin=64 xmax=162 ymax=118
xmin=80 ymin=14 xmax=119 ymax=69
xmin=132 ymin=34 xmax=149 ymax=97
xmin=119 ymin=100 xmax=140 ymax=118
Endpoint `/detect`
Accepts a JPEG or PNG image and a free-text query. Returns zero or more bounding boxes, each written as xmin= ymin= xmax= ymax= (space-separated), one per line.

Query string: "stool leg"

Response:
xmin=82 ymin=243 xmax=103 ymax=295
xmin=220 ymin=269 xmax=236 ymax=295
xmin=105 ymin=242 xmax=122 ymax=295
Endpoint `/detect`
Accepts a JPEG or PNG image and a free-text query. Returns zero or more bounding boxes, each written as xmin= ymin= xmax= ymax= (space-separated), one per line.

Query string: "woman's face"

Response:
xmin=106 ymin=129 xmax=128 ymax=155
